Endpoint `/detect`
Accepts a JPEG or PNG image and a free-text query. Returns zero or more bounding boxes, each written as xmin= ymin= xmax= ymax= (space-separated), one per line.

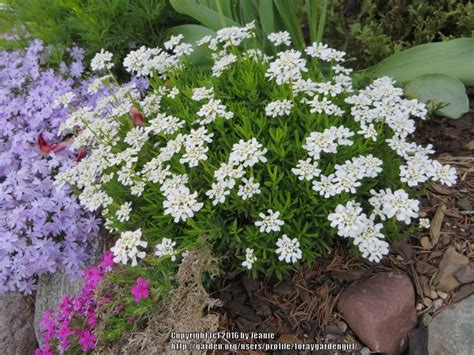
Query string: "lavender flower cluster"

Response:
xmin=0 ymin=40 xmax=101 ymax=294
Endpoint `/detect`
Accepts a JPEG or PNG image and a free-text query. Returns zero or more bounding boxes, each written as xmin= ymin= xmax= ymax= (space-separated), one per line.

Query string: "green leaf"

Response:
xmin=258 ymin=0 xmax=275 ymax=35
xmin=170 ymin=0 xmax=240 ymax=30
xmin=366 ymin=38 xmax=474 ymax=85
xmin=405 ymin=74 xmax=469 ymax=119
xmin=239 ymin=0 xmax=255 ymax=24
xmin=273 ymin=0 xmax=305 ymax=50
xmin=165 ymin=25 xmax=217 ymax=66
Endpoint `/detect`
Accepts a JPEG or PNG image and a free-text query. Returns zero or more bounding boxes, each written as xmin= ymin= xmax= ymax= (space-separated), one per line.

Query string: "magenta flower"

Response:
xmin=78 ymin=329 xmax=96 ymax=351
xmin=130 ymin=277 xmax=151 ymax=302
xmin=99 ymin=251 xmax=115 ymax=271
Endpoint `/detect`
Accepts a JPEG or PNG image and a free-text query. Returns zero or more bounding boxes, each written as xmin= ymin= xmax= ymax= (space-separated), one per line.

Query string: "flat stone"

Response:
xmin=433 ymin=247 xmax=469 ymax=292
xmin=428 ymin=295 xmax=474 ymax=355
xmin=0 ymin=293 xmax=36 ymax=355
xmin=337 ymin=271 xmax=417 ymax=354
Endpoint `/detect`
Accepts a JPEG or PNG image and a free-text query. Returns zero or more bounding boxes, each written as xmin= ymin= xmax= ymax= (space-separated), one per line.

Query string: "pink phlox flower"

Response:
xmin=130 ymin=277 xmax=151 ymax=302
xmin=83 ymin=267 xmax=102 ymax=288
xmin=99 ymin=251 xmax=115 ymax=271
xmin=78 ymin=329 xmax=96 ymax=351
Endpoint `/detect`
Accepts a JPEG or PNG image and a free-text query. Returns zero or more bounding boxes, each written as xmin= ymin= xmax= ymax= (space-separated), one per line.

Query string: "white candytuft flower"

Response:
xmin=192 ymin=86 xmax=214 ymax=101
xmin=242 ymin=248 xmax=257 ymax=269
xmin=163 ymin=187 xmax=204 ymax=223
xmin=328 ymin=201 xmax=368 ymax=238
xmin=206 ymin=180 xmax=233 ymax=205
xmin=91 ymin=49 xmax=114 ymax=71
xmin=268 ymin=31 xmax=291 ymax=46
xmin=111 ymin=229 xmax=147 ymax=266
xmin=237 ymin=177 xmax=261 ymax=200
xmin=419 ymin=218 xmax=431 ymax=229
xmin=155 ymin=238 xmax=177 ymax=261
xmin=292 ymin=159 xmax=321 ymax=181
xmin=276 ymin=234 xmax=302 ymax=263
xmin=265 ymin=99 xmax=293 ymax=117
xmin=229 ymin=138 xmax=268 ymax=167
xmin=255 ymin=209 xmax=284 ymax=233
xmin=265 ymin=49 xmax=308 ymax=85
xmin=369 ymin=188 xmax=419 ymax=224
xmin=116 ymin=202 xmax=132 ymax=222
xmin=305 ymin=42 xmax=345 ymax=62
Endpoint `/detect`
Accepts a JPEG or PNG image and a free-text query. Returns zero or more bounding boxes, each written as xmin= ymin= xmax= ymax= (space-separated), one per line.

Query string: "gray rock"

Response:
xmin=428 ymin=295 xmax=474 ymax=355
xmin=33 ymin=237 xmax=103 ymax=344
xmin=0 ymin=293 xmax=36 ymax=355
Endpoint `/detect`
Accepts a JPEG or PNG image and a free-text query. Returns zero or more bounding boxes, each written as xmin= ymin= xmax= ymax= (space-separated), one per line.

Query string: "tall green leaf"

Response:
xmin=258 ymin=0 xmax=275 ymax=35
xmin=273 ymin=0 xmax=305 ymax=50
xmin=170 ymin=0 xmax=240 ymax=30
xmin=366 ymin=38 xmax=474 ymax=85
xmin=405 ymin=74 xmax=469 ymax=119
xmin=239 ymin=0 xmax=255 ymax=24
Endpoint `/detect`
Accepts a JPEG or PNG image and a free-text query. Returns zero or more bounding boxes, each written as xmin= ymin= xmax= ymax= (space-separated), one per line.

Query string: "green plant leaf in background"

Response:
xmin=166 ymin=24 xmax=216 ymax=66
xmin=273 ymin=0 xmax=305 ymax=50
xmin=405 ymin=73 xmax=469 ymax=119
xmin=170 ymin=0 xmax=240 ymax=30
xmin=366 ymin=38 xmax=474 ymax=85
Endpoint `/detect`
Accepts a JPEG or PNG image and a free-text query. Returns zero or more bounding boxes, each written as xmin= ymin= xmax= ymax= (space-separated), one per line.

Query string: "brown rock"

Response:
xmin=420 ymin=237 xmax=432 ymax=250
xmin=337 ymin=272 xmax=417 ymax=354
xmin=433 ymin=247 xmax=469 ymax=292
xmin=453 ymin=262 xmax=474 ymax=284
xmin=0 ymin=293 xmax=37 ymax=355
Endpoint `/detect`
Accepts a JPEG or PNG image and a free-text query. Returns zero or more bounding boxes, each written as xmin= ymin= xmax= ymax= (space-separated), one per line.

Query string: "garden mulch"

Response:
xmin=210 ymin=99 xmax=474 ymax=354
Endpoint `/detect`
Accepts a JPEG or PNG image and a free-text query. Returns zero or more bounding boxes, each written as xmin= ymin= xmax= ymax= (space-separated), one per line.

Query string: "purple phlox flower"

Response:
xmin=130 ymin=277 xmax=151 ymax=303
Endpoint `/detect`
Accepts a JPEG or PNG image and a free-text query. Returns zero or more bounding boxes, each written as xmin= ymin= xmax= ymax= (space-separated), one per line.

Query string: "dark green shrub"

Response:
xmin=0 ymin=0 xmax=188 ymax=69
xmin=325 ymin=0 xmax=474 ymax=68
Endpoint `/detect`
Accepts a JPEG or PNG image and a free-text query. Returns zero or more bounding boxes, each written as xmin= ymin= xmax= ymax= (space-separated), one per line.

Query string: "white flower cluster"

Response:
xmin=242 ymin=248 xmax=257 ymax=269
xmin=305 ymin=42 xmax=345 ymax=62
xmin=265 ymin=99 xmax=293 ymax=117
xmin=91 ymin=49 xmax=114 ymax=71
xmin=265 ymin=49 xmax=308 ymax=85
xmin=122 ymin=34 xmax=191 ymax=78
xmin=328 ymin=202 xmax=388 ymax=262
xmin=56 ymin=23 xmax=459 ymax=272
xmin=206 ymin=138 xmax=266 ymax=206
xmin=111 ymin=229 xmax=147 ymax=266
xmin=255 ymin=209 xmax=284 ymax=233
xmin=276 ymin=234 xmax=302 ymax=264
xmin=267 ymin=31 xmax=291 ymax=47
xmin=346 ymin=77 xmax=456 ymax=187
xmin=155 ymin=238 xmax=177 ymax=261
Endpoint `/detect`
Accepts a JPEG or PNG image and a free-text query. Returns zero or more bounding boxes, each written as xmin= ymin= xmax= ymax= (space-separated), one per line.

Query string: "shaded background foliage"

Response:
xmin=0 ymin=0 xmax=188 ymax=69
xmin=324 ymin=0 xmax=473 ymax=68
xmin=1 ymin=0 xmax=472 ymax=72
